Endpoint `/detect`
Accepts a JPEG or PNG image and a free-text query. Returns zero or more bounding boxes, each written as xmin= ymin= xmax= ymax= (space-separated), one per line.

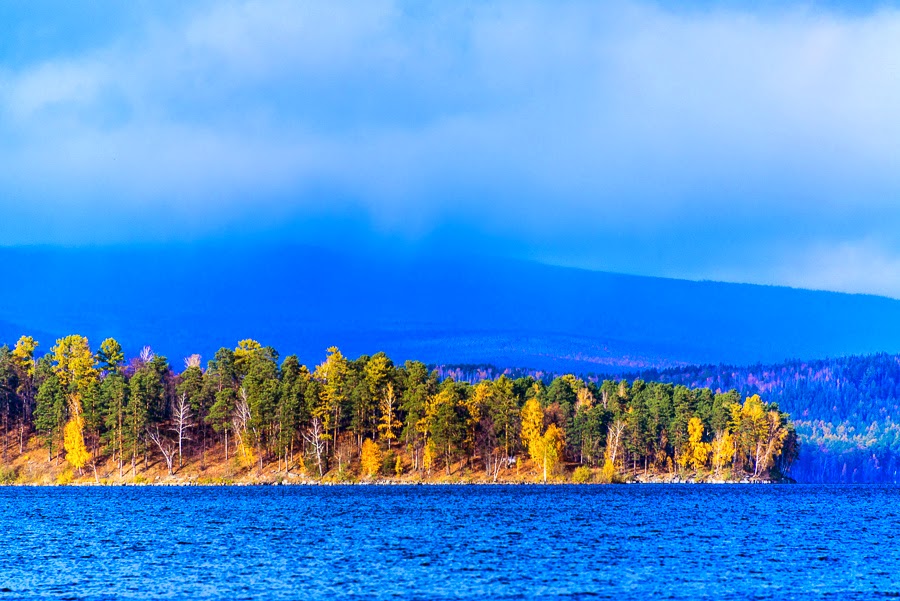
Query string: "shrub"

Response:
xmin=382 ymin=450 xmax=397 ymax=476
xmin=332 ymin=467 xmax=356 ymax=484
xmin=0 ymin=466 xmax=17 ymax=484
xmin=196 ymin=477 xmax=233 ymax=485
xmin=572 ymin=465 xmax=592 ymax=484
xmin=599 ymin=460 xmax=617 ymax=484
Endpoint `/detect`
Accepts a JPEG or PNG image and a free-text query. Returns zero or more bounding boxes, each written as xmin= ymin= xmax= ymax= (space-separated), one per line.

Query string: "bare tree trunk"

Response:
xmin=148 ymin=426 xmax=176 ymax=476
xmin=200 ymin=416 xmax=206 ymax=469
xmin=257 ymin=431 xmax=264 ymax=475
xmin=543 ymin=452 xmax=548 ymax=484
xmin=171 ymin=393 xmax=193 ymax=471
xmin=288 ymin=438 xmax=294 ymax=475
xmin=446 ymin=444 xmax=452 ymax=476
xmin=118 ymin=411 xmax=123 ymax=478
xmin=605 ymin=420 xmax=626 ymax=471
xmin=303 ymin=418 xmax=326 ymax=478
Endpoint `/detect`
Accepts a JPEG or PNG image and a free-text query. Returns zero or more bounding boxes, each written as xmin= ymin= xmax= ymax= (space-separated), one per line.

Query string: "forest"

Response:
xmin=440 ymin=354 xmax=900 ymax=483
xmin=0 ymin=335 xmax=797 ymax=484
xmin=623 ymin=355 xmax=900 ymax=483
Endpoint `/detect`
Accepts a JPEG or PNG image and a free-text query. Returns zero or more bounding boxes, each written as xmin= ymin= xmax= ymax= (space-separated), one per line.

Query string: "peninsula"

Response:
xmin=0 ymin=335 xmax=797 ymax=485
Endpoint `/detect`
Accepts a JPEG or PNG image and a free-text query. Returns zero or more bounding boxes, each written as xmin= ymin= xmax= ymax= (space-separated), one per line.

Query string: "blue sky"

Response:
xmin=3 ymin=1 xmax=900 ymax=296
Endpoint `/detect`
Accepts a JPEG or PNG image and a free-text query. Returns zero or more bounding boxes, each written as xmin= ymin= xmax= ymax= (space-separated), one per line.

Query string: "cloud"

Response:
xmin=2 ymin=0 xmax=900 ymax=296
xmin=722 ymin=240 xmax=900 ymax=299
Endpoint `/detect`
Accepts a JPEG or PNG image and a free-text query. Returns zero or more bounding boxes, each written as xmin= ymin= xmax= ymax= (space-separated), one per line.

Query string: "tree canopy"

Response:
xmin=0 ymin=335 xmax=798 ymax=483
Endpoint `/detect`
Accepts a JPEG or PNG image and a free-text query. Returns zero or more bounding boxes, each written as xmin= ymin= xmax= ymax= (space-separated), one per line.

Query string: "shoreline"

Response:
xmin=0 ymin=433 xmax=792 ymax=487
xmin=0 ymin=472 xmax=792 ymax=487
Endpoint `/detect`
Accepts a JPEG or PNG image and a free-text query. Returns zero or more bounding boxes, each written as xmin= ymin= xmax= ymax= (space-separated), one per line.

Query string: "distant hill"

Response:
xmin=6 ymin=243 xmax=900 ymax=482
xmin=0 ymin=317 xmax=52 ymax=351
xmin=2 ymin=243 xmax=900 ymax=372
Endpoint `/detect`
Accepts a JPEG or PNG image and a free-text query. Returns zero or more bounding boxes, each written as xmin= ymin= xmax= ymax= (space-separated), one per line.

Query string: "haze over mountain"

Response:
xmin=2 ymin=243 xmax=899 ymax=372
xmin=6 ymin=1 xmax=900 ymax=300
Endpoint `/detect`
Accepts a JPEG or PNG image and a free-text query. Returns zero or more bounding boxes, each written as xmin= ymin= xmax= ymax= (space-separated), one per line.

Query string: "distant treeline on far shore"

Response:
xmin=0 ymin=335 xmax=797 ymax=484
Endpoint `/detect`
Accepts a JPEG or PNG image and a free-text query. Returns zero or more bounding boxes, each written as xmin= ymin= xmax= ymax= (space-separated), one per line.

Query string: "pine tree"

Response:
xmin=102 ymin=372 xmax=128 ymax=477
xmin=34 ymin=364 xmax=66 ymax=462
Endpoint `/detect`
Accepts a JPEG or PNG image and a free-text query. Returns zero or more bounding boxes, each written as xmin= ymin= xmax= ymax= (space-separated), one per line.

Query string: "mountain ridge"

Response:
xmin=1 ymin=243 xmax=899 ymax=371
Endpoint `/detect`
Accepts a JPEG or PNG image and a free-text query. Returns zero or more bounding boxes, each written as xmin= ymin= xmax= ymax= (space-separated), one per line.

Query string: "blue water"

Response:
xmin=1 ymin=485 xmax=898 ymax=600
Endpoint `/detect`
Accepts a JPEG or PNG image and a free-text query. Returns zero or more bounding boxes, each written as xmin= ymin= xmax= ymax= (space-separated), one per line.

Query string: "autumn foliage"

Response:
xmin=0 ymin=334 xmax=798 ymax=483
xmin=360 ymin=439 xmax=382 ymax=478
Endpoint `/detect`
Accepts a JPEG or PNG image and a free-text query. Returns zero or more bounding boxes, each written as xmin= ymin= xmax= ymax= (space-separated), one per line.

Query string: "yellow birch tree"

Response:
xmin=423 ymin=439 xmax=436 ymax=474
xmin=12 ymin=336 xmax=38 ymax=377
xmin=520 ymin=398 xmax=543 ymax=454
xmin=360 ymin=438 xmax=382 ymax=477
xmin=63 ymin=409 xmax=90 ymax=472
xmin=52 ymin=335 xmax=98 ymax=475
xmin=377 ymin=382 xmax=399 ymax=446
xmin=531 ymin=424 xmax=565 ymax=483
xmin=711 ymin=430 xmax=735 ymax=476
xmin=688 ymin=417 xmax=711 ymax=471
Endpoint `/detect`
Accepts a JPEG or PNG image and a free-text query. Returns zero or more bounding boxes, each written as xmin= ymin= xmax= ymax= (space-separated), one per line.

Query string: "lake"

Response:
xmin=0 ymin=484 xmax=897 ymax=600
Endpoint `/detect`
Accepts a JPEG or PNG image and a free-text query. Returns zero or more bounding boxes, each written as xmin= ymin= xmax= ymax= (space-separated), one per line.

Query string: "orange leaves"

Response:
xmin=63 ymin=412 xmax=90 ymax=471
xmin=360 ymin=438 xmax=382 ymax=478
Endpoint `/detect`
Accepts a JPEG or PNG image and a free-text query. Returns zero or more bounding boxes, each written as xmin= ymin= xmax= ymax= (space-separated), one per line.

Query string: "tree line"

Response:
xmin=609 ymin=354 xmax=900 ymax=483
xmin=0 ymin=335 xmax=798 ymax=482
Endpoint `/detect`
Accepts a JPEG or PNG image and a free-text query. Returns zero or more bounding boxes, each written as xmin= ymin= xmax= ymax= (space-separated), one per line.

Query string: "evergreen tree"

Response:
xmin=276 ymin=355 xmax=309 ymax=472
xmin=205 ymin=348 xmax=238 ymax=460
xmin=34 ymin=366 xmax=66 ymax=462
xmin=176 ymin=356 xmax=207 ymax=464
xmin=428 ymin=380 xmax=466 ymax=475
xmin=126 ymin=352 xmax=168 ymax=476
xmin=101 ymin=372 xmax=128 ymax=477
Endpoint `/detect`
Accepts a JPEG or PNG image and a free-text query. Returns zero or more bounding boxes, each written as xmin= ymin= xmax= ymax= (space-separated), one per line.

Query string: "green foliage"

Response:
xmin=127 ymin=356 xmax=167 ymax=463
xmin=177 ymin=364 xmax=206 ymax=414
xmin=34 ymin=368 xmax=67 ymax=458
xmin=428 ymin=380 xmax=466 ymax=474
xmin=382 ymin=450 xmax=397 ymax=475
xmin=96 ymin=338 xmax=125 ymax=373
xmin=0 ymin=334 xmax=801 ymax=484
xmin=102 ymin=373 xmax=128 ymax=458
xmin=195 ymin=477 xmax=234 ymax=485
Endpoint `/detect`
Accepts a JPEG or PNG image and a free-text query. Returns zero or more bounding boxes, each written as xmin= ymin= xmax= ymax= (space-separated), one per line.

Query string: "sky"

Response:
xmin=3 ymin=1 xmax=900 ymax=296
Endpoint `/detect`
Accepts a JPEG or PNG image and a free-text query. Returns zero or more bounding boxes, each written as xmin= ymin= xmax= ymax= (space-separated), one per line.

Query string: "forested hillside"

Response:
xmin=0 ymin=335 xmax=796 ymax=484
xmin=439 ymin=355 xmax=900 ymax=483
xmin=629 ymin=356 xmax=900 ymax=483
